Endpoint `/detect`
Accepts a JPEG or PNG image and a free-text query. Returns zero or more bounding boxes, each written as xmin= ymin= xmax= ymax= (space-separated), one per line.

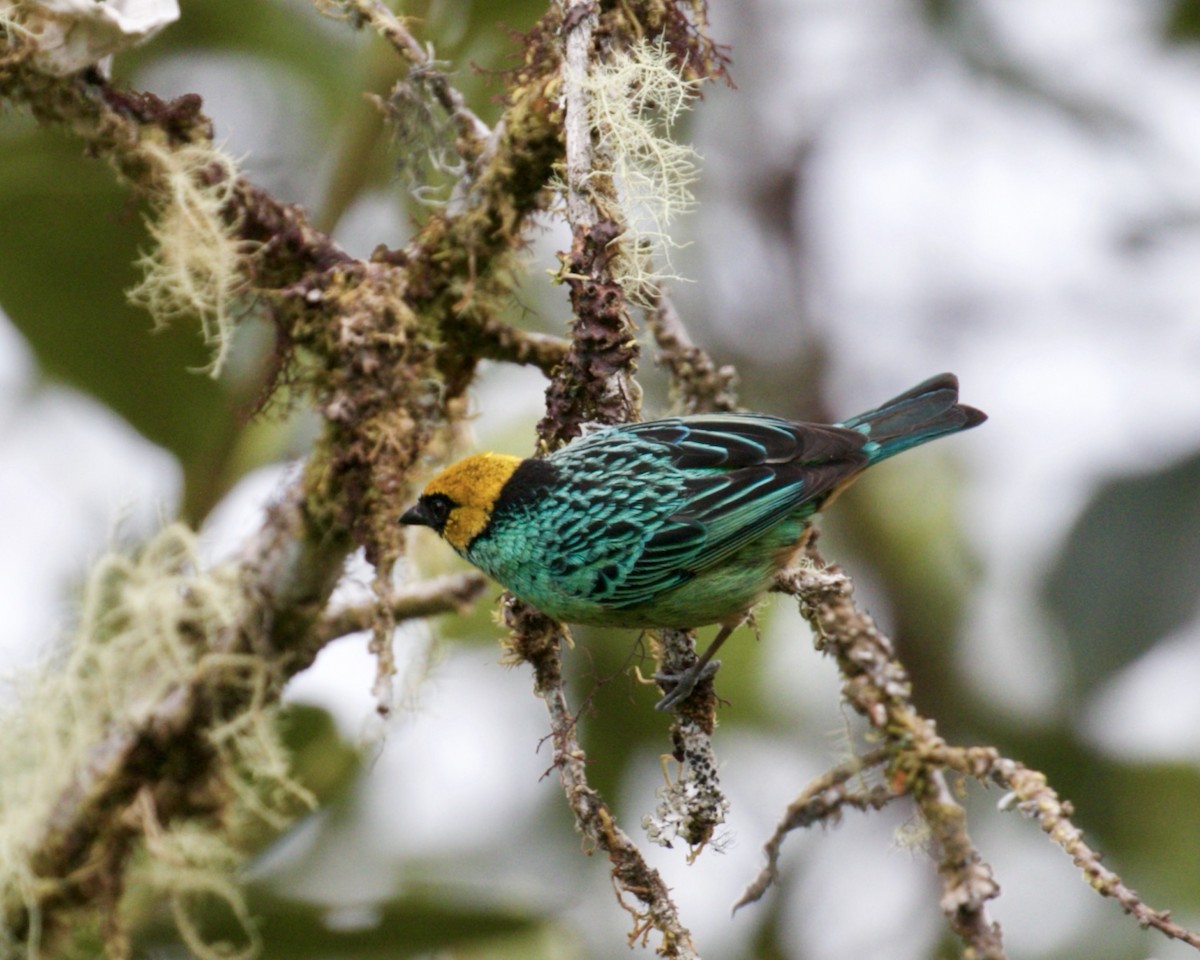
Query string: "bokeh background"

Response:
xmin=3 ymin=1 xmax=1200 ymax=957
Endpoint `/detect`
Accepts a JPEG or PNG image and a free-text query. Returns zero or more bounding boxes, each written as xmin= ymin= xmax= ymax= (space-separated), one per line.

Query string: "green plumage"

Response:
xmin=421 ymin=373 xmax=985 ymax=630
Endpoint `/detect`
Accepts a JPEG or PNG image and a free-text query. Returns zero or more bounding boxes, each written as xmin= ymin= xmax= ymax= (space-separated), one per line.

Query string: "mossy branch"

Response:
xmin=309 ymin=571 xmax=488 ymax=646
xmin=0 ymin=1 xmax=576 ymax=951
xmin=500 ymin=1 xmax=730 ymax=954
xmin=0 ymin=0 xmax=732 ymax=952
xmin=753 ymin=550 xmax=1200 ymax=957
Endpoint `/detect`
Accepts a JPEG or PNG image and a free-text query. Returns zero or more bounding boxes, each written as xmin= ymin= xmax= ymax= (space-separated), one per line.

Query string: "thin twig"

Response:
xmin=503 ymin=601 xmax=699 ymax=958
xmin=326 ymin=0 xmax=491 ymax=165
xmin=309 ymin=572 xmax=488 ymax=646
xmin=774 ymin=552 xmax=1006 ymax=958
xmin=992 ymin=761 xmax=1200 ymax=949
xmin=472 ymin=318 xmax=570 ymax=374
xmin=734 ymin=748 xmax=893 ymax=913
xmin=957 ymin=748 xmax=1200 ymax=951
xmin=646 ymin=288 xmax=739 ymax=414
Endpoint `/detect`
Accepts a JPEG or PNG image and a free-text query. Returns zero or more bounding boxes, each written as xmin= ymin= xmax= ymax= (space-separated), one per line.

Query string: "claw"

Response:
xmin=653 ymin=659 xmax=721 ymax=711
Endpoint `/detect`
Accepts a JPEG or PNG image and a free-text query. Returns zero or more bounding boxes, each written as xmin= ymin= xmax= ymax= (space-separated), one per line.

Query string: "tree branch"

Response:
xmin=309 ymin=572 xmax=488 ymax=647
xmin=733 ymin=748 xmax=894 ymax=913
xmin=646 ymin=288 xmax=739 ymax=415
xmin=969 ymin=750 xmax=1200 ymax=950
xmin=763 ymin=547 xmax=1200 ymax=956
xmin=535 ymin=0 xmax=645 ymax=449
xmin=0 ymin=2 xmax=574 ymax=948
xmin=773 ymin=553 xmax=1005 ymax=956
xmin=503 ymin=601 xmax=699 ymax=958
xmin=504 ymin=0 xmax=693 ymax=953
xmin=502 ymin=1 xmax=729 ymax=952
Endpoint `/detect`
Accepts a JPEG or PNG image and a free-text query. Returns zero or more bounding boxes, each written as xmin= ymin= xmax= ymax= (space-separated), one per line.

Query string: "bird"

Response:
xmin=400 ymin=373 xmax=985 ymax=709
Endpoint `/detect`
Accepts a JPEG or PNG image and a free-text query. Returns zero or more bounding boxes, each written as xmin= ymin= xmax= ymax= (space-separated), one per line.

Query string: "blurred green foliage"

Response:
xmin=0 ymin=128 xmax=232 ymax=473
xmin=137 ymin=887 xmax=566 ymax=960
xmin=1166 ymin=0 xmax=1200 ymax=42
xmin=1044 ymin=450 xmax=1200 ymax=695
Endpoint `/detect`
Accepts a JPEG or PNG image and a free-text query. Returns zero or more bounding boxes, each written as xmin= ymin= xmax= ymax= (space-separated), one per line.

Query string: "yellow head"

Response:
xmin=399 ymin=453 xmax=523 ymax=552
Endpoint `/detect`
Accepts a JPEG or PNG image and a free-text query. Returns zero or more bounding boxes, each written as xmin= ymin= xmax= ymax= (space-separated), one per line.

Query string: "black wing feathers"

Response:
xmin=625 ymin=415 xmax=870 ymax=469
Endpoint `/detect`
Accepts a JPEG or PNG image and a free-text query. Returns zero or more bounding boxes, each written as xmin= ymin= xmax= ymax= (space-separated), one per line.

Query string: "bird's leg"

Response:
xmin=654 ymin=619 xmax=739 ymax=711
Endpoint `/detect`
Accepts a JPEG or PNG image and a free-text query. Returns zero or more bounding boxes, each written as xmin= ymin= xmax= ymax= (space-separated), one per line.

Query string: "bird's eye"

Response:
xmin=400 ymin=492 xmax=458 ymax=533
xmin=422 ymin=493 xmax=454 ymax=530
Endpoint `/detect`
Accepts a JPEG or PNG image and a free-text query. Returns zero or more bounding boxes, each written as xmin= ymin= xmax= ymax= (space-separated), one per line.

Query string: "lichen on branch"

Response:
xmin=575 ymin=36 xmax=703 ymax=298
xmin=0 ymin=525 xmax=310 ymax=958
xmin=127 ymin=141 xmax=252 ymax=376
xmin=0 ymin=1 xmax=579 ymax=951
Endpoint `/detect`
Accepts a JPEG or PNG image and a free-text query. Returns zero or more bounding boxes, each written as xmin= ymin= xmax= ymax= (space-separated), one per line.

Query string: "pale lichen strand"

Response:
xmin=0 ymin=526 xmax=311 ymax=959
xmin=574 ymin=37 xmax=704 ymax=302
xmin=127 ymin=141 xmax=252 ymax=376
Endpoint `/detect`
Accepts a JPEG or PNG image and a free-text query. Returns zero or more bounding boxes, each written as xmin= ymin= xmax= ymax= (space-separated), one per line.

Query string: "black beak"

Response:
xmin=399 ymin=502 xmax=433 ymax=527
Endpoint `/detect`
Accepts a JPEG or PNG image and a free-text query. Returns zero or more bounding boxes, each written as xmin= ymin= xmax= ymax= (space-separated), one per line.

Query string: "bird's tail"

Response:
xmin=839 ymin=373 xmax=986 ymax=464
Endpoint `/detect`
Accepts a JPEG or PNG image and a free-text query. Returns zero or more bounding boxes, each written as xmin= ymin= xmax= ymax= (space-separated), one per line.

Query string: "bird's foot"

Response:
xmin=653 ymin=659 xmax=721 ymax=711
